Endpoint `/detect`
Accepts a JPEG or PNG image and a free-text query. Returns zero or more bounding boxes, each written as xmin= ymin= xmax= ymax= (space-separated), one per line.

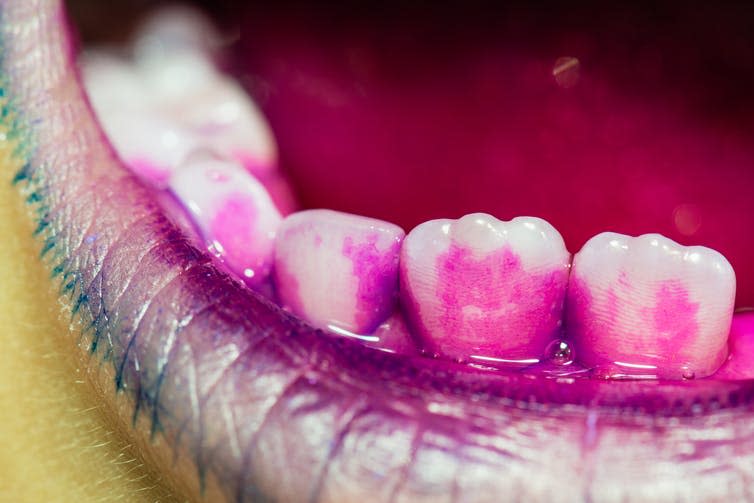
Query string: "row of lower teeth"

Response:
xmin=81 ymin=11 xmax=744 ymax=381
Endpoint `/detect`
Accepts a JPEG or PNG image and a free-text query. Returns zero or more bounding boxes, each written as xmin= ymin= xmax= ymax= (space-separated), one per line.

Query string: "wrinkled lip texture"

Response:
xmin=5 ymin=1 xmax=754 ymax=501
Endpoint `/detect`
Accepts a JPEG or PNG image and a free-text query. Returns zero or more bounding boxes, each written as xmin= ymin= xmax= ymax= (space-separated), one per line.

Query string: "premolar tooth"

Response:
xmin=566 ymin=232 xmax=735 ymax=379
xmin=273 ymin=209 xmax=404 ymax=335
xmin=168 ymin=154 xmax=282 ymax=285
xmin=99 ymin=111 xmax=198 ymax=187
xmin=82 ymin=51 xmax=279 ymax=192
xmin=400 ymin=213 xmax=571 ymax=364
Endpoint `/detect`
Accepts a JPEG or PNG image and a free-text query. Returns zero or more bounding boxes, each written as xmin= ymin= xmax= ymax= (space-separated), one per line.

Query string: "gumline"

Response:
xmin=170 ymin=191 xmax=754 ymax=411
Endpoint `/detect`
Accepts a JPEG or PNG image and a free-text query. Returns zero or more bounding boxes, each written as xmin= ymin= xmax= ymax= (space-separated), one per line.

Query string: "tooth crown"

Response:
xmin=400 ymin=213 xmax=571 ymax=363
xmin=274 ymin=209 xmax=405 ymax=335
xmin=169 ymin=156 xmax=282 ymax=285
xmin=566 ymin=232 xmax=735 ymax=379
xmin=82 ymin=51 xmax=277 ymax=188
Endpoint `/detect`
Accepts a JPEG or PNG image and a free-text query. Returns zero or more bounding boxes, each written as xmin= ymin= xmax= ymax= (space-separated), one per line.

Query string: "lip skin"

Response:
xmin=4 ymin=1 xmax=754 ymax=502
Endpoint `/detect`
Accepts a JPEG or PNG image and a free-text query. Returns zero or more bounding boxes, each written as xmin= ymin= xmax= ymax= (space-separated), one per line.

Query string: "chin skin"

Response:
xmin=0 ymin=145 xmax=178 ymax=500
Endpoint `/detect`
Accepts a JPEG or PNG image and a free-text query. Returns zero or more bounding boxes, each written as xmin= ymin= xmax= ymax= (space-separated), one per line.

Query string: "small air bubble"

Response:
xmin=545 ymin=339 xmax=574 ymax=366
xmin=682 ymin=369 xmax=696 ymax=380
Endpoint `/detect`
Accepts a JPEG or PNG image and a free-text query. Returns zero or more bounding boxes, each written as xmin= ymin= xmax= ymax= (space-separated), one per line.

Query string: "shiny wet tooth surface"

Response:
xmin=274 ymin=209 xmax=405 ymax=335
xmin=566 ymin=232 xmax=735 ymax=379
xmin=400 ymin=213 xmax=571 ymax=365
xmin=169 ymin=154 xmax=282 ymax=285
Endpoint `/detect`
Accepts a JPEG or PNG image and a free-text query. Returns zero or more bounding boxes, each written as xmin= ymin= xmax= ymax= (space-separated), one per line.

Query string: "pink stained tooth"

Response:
xmin=400 ymin=213 xmax=571 ymax=365
xmin=168 ymin=155 xmax=282 ymax=286
xmin=273 ymin=209 xmax=405 ymax=335
xmin=566 ymin=232 xmax=736 ymax=380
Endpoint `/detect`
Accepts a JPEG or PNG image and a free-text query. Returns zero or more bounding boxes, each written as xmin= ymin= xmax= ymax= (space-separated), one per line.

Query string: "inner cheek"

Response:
xmin=235 ymin=19 xmax=754 ymax=307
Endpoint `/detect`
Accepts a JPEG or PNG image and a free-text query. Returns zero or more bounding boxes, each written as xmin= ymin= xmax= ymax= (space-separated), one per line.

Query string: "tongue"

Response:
xmin=235 ymin=5 xmax=754 ymax=306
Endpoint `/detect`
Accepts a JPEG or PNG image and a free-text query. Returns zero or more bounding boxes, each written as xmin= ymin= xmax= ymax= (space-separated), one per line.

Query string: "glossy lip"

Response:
xmin=5 ymin=1 xmax=754 ymax=501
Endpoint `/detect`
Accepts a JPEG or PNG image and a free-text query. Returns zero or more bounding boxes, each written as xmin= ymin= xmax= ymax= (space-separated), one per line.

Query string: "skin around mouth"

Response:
xmin=3 ymin=1 xmax=754 ymax=502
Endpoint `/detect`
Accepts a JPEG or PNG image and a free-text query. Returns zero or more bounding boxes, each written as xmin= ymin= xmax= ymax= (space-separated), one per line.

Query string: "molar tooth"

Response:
xmin=400 ymin=213 xmax=571 ymax=364
xmin=566 ymin=232 xmax=735 ymax=379
xmin=168 ymin=154 xmax=282 ymax=285
xmin=273 ymin=209 xmax=405 ymax=335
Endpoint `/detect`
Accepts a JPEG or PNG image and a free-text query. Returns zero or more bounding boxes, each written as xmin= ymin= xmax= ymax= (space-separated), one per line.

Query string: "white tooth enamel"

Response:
xmin=140 ymin=52 xmax=217 ymax=100
xmin=102 ymin=111 xmax=198 ymax=182
xmin=82 ymin=46 xmax=278 ymax=187
xmin=568 ymin=232 xmax=735 ymax=379
xmin=172 ymin=78 xmax=278 ymax=170
xmin=132 ymin=5 xmax=221 ymax=62
xmin=81 ymin=52 xmax=150 ymax=113
xmin=450 ymin=214 xmax=569 ymax=267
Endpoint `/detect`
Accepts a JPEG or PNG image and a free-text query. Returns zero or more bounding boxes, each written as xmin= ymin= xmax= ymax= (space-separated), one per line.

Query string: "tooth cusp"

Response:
xmin=274 ymin=209 xmax=405 ymax=335
xmin=566 ymin=232 xmax=735 ymax=379
xmin=400 ymin=213 xmax=571 ymax=364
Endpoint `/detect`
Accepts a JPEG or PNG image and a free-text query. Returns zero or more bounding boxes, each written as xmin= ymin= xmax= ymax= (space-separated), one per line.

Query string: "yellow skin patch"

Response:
xmin=0 ymin=100 xmax=179 ymax=502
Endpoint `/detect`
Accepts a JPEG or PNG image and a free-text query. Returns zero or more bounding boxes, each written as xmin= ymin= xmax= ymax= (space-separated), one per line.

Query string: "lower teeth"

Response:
xmin=80 ymin=10 xmax=746 ymax=382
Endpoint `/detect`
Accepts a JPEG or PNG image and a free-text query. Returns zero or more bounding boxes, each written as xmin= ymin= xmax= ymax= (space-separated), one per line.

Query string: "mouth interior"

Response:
xmin=76 ymin=2 xmax=754 ymax=408
xmin=233 ymin=3 xmax=754 ymax=309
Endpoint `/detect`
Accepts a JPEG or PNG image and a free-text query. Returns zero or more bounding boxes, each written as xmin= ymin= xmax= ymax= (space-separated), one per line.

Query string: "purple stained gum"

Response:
xmin=342 ymin=232 xmax=402 ymax=334
xmin=566 ymin=276 xmax=728 ymax=379
xmin=713 ymin=312 xmax=754 ymax=380
xmin=414 ymin=243 xmax=568 ymax=363
xmin=366 ymin=311 xmax=419 ymax=356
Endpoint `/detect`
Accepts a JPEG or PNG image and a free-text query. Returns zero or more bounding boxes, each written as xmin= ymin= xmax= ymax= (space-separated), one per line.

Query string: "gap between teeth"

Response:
xmin=80 ymin=17 xmax=743 ymax=382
